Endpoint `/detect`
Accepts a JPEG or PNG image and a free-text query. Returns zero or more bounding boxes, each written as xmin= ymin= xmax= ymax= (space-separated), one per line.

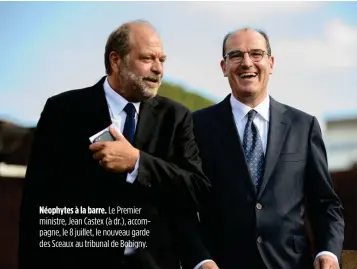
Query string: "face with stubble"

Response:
xmin=111 ymin=24 xmax=166 ymax=102
xmin=221 ymin=29 xmax=274 ymax=107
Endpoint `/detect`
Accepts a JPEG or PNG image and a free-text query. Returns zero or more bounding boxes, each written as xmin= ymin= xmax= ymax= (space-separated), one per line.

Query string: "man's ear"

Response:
xmin=269 ymin=55 xmax=275 ymax=75
xmin=220 ymin=59 xmax=228 ymax=77
xmin=109 ymin=51 xmax=121 ymax=73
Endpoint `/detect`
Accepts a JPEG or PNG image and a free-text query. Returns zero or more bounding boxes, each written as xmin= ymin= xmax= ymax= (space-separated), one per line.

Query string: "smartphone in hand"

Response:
xmin=93 ymin=130 xmax=115 ymax=143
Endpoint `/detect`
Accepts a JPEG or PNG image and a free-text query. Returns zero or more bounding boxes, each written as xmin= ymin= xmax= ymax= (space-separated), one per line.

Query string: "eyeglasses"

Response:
xmin=224 ymin=49 xmax=269 ymax=63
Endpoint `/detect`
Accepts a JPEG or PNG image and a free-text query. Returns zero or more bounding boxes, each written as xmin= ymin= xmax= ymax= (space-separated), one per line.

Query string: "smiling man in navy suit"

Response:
xmin=191 ymin=28 xmax=344 ymax=269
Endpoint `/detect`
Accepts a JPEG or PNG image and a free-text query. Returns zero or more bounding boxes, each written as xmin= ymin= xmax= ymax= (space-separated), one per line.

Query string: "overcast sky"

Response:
xmin=1 ymin=1 xmax=356 ymax=131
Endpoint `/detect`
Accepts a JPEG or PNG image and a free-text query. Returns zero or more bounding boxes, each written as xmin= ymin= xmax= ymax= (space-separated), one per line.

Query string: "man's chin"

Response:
xmin=141 ymin=87 xmax=159 ymax=100
xmin=236 ymin=87 xmax=259 ymax=96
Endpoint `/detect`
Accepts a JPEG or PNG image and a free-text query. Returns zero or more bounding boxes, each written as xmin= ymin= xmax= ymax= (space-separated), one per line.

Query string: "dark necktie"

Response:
xmin=123 ymin=103 xmax=136 ymax=144
xmin=242 ymin=110 xmax=265 ymax=188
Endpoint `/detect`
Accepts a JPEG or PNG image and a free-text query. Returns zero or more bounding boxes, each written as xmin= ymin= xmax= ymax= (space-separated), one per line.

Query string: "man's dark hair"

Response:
xmin=222 ymin=28 xmax=272 ymax=59
xmin=104 ymin=20 xmax=154 ymax=75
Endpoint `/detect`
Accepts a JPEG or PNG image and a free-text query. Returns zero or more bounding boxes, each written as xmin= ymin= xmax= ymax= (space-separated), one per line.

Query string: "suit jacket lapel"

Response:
xmin=85 ymin=76 xmax=112 ymax=138
xmin=216 ymin=95 xmax=257 ymax=196
xmin=257 ymin=97 xmax=290 ymax=199
xmin=133 ymin=97 xmax=159 ymax=150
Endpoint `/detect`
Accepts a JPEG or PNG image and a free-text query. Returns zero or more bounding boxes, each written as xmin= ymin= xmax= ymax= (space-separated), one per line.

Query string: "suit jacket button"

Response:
xmin=257 ymin=236 xmax=262 ymax=244
xmin=256 ymin=203 xmax=262 ymax=210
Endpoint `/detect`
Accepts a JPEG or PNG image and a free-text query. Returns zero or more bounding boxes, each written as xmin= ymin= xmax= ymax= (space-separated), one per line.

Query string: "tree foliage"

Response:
xmin=158 ymin=81 xmax=215 ymax=111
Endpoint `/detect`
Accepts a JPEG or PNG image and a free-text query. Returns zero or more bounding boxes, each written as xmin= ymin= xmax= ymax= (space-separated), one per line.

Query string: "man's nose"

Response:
xmin=151 ymin=59 xmax=163 ymax=75
xmin=241 ymin=52 xmax=253 ymax=68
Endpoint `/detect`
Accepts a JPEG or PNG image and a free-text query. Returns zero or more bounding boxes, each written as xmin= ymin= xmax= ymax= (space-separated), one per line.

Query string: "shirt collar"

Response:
xmin=230 ymin=93 xmax=270 ymax=122
xmin=103 ymin=77 xmax=141 ymax=117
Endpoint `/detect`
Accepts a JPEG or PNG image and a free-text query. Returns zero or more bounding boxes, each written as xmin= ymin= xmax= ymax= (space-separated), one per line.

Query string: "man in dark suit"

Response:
xmin=18 ymin=20 xmax=211 ymax=269
xmin=191 ymin=28 xmax=344 ymax=269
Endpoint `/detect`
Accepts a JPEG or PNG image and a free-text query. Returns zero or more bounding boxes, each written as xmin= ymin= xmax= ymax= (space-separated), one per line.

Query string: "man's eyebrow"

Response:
xmin=226 ymin=49 xmax=242 ymax=56
xmin=228 ymin=49 xmax=242 ymax=53
xmin=227 ymin=48 xmax=264 ymax=54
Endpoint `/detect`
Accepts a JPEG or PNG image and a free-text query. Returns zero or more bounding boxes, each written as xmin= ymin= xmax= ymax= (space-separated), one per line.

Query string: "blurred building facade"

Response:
xmin=324 ymin=110 xmax=357 ymax=172
xmin=323 ymin=110 xmax=357 ymax=251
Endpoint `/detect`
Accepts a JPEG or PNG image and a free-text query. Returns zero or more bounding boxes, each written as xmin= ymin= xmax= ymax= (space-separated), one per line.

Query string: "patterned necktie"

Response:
xmin=123 ymin=103 xmax=136 ymax=144
xmin=242 ymin=110 xmax=265 ymax=188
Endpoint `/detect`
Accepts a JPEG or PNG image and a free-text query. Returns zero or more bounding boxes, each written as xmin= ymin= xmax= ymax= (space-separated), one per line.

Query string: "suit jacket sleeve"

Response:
xmin=18 ymin=97 xmax=63 ymax=268
xmin=136 ymin=108 xmax=212 ymax=266
xmin=172 ymin=209 xmax=212 ymax=269
xmin=136 ymin=109 xmax=211 ymax=210
xmin=305 ymin=117 xmax=344 ymax=260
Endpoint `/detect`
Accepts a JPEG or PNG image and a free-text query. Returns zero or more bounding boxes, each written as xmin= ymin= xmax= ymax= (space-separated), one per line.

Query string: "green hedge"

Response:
xmin=158 ymin=82 xmax=215 ymax=111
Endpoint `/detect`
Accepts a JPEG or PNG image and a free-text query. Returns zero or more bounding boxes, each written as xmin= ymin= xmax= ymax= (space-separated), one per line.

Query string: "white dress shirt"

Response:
xmin=196 ymin=94 xmax=337 ymax=268
xmin=103 ymin=77 xmax=140 ymax=255
xmin=230 ymin=94 xmax=269 ymax=153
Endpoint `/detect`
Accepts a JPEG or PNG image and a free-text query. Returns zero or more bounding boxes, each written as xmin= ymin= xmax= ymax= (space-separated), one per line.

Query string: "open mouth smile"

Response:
xmin=239 ymin=72 xmax=258 ymax=79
